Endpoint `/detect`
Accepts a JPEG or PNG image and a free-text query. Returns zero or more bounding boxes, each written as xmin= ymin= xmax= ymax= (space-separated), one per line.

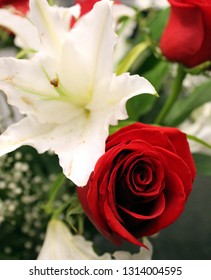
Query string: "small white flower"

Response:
xmin=0 ymin=0 xmax=156 ymax=186
xmin=37 ymin=219 xmax=153 ymax=260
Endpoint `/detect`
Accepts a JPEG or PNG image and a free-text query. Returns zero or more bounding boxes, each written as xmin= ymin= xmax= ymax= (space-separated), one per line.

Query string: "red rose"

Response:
xmin=160 ymin=0 xmax=211 ymax=68
xmin=77 ymin=123 xmax=196 ymax=247
xmin=0 ymin=0 xmax=29 ymax=14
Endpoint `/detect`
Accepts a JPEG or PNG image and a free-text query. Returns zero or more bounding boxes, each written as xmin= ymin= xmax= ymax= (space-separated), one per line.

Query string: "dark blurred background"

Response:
xmin=152 ymin=175 xmax=211 ymax=260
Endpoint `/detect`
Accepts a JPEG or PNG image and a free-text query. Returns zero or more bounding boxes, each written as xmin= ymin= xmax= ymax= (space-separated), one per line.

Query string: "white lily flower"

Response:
xmin=0 ymin=0 xmax=156 ymax=186
xmin=37 ymin=219 xmax=153 ymax=260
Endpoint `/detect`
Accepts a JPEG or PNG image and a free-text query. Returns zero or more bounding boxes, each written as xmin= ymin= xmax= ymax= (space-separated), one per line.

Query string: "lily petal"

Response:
xmin=0 ymin=9 xmax=40 ymax=50
xmin=0 ymin=112 xmax=106 ymax=186
xmin=68 ymin=0 xmax=117 ymax=91
xmin=0 ymin=116 xmax=55 ymax=156
xmin=0 ymin=54 xmax=82 ymax=124
xmin=37 ymin=219 xmax=111 ymax=260
xmin=50 ymin=4 xmax=80 ymax=30
xmin=37 ymin=219 xmax=153 ymax=260
xmin=29 ymin=0 xmax=77 ymax=56
xmin=113 ymin=238 xmax=153 ymax=260
xmin=51 ymin=111 xmax=109 ymax=186
xmin=90 ymin=73 xmax=157 ymax=124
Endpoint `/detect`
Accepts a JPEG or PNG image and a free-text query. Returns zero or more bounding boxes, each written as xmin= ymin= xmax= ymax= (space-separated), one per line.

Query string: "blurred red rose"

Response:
xmin=0 ymin=0 xmax=29 ymax=14
xmin=160 ymin=0 xmax=211 ymax=68
xmin=78 ymin=123 xmax=196 ymax=247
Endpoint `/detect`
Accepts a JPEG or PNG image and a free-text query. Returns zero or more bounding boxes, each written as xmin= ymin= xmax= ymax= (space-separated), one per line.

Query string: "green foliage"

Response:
xmin=147 ymin=8 xmax=170 ymax=42
xmin=193 ymin=153 xmax=211 ymax=177
xmin=116 ymin=41 xmax=150 ymax=75
xmin=0 ymin=29 xmax=14 ymax=48
xmin=109 ymin=120 xmax=135 ymax=135
xmin=164 ymin=80 xmax=211 ymax=126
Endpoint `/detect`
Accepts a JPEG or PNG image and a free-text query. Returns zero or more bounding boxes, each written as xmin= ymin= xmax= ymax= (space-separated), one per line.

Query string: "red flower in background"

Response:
xmin=0 ymin=0 xmax=29 ymax=14
xmin=160 ymin=0 xmax=211 ymax=68
xmin=78 ymin=123 xmax=196 ymax=247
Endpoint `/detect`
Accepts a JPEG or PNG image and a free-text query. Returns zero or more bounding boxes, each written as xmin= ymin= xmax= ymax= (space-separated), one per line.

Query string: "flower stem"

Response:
xmin=52 ymin=201 xmax=70 ymax=220
xmin=187 ymin=134 xmax=211 ymax=150
xmin=78 ymin=214 xmax=84 ymax=235
xmin=43 ymin=173 xmax=66 ymax=215
xmin=154 ymin=64 xmax=186 ymax=125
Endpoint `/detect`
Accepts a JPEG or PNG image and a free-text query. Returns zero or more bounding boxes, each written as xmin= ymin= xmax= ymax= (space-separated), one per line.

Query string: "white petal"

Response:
xmin=0 ymin=9 xmax=40 ymax=50
xmin=68 ymin=0 xmax=117 ymax=90
xmin=90 ymin=73 xmax=156 ymax=125
xmin=29 ymin=0 xmax=72 ymax=56
xmin=113 ymin=4 xmax=136 ymax=64
xmin=59 ymin=38 xmax=92 ymax=106
xmin=0 ymin=111 xmax=109 ymax=186
xmin=0 ymin=113 xmax=104 ymax=187
xmin=113 ymin=238 xmax=153 ymax=260
xmin=108 ymin=73 xmax=156 ymax=122
xmin=37 ymin=219 xmax=111 ymax=260
xmin=50 ymin=111 xmax=109 ymax=186
xmin=0 ymin=54 xmax=82 ymax=123
xmin=0 ymin=116 xmax=55 ymax=156
xmin=51 ymin=4 xmax=80 ymax=30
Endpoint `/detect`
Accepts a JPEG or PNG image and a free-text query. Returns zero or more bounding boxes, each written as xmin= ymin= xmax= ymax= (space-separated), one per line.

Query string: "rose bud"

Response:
xmin=160 ymin=0 xmax=211 ymax=68
xmin=77 ymin=123 xmax=196 ymax=247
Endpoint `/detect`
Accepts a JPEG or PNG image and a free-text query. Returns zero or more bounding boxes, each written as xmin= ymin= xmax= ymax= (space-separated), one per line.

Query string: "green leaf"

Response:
xmin=124 ymin=59 xmax=168 ymax=121
xmin=147 ymin=8 xmax=170 ymax=42
xmin=116 ymin=41 xmax=150 ymax=75
xmin=126 ymin=94 xmax=157 ymax=121
xmin=109 ymin=120 xmax=135 ymax=135
xmin=144 ymin=59 xmax=169 ymax=91
xmin=165 ymin=80 xmax=211 ymax=126
xmin=66 ymin=195 xmax=83 ymax=233
xmin=66 ymin=195 xmax=83 ymax=217
xmin=193 ymin=153 xmax=211 ymax=177
xmin=0 ymin=28 xmax=14 ymax=47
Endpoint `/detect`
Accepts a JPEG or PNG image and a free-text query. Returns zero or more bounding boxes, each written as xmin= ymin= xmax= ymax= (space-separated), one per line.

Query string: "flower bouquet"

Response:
xmin=0 ymin=0 xmax=210 ymax=260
